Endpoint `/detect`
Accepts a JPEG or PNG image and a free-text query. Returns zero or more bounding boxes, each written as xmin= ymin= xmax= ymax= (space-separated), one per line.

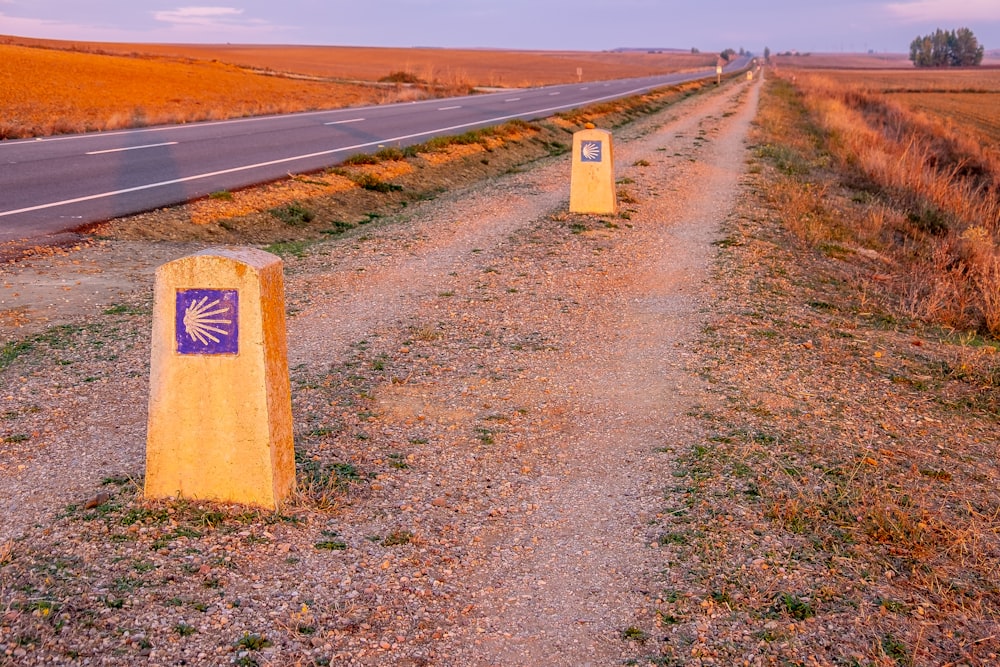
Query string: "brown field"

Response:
xmin=0 ymin=34 xmax=718 ymax=139
xmin=792 ymin=67 xmax=1000 ymax=143
xmin=3 ymin=34 xmax=716 ymax=84
xmin=0 ymin=42 xmax=382 ymax=138
xmin=807 ymin=67 xmax=1000 ymax=92
xmin=774 ymin=51 xmax=1000 ymax=68
xmin=892 ymin=91 xmax=1000 ymax=142
xmin=773 ymin=51 xmax=914 ymax=68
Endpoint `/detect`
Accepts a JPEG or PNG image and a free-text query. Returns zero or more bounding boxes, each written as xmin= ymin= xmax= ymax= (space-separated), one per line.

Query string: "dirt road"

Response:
xmin=0 ymin=76 xmax=759 ymax=665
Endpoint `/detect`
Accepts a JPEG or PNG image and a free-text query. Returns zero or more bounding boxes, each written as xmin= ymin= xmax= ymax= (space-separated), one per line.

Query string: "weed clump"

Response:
xmin=269 ymin=202 xmax=314 ymax=226
xmin=379 ymin=71 xmax=422 ymax=84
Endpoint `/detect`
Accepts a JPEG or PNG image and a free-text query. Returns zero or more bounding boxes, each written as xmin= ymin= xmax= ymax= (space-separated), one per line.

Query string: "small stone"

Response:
xmin=83 ymin=492 xmax=110 ymax=509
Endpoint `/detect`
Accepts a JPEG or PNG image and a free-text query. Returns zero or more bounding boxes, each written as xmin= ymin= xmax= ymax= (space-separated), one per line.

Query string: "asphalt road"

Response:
xmin=0 ymin=57 xmax=751 ymax=244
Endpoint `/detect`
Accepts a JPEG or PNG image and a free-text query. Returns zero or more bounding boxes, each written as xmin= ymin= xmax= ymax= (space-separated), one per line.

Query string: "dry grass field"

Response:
xmin=0 ymin=42 xmax=382 ymax=139
xmin=891 ymin=91 xmax=1000 ymax=143
xmin=781 ymin=66 xmax=1000 ymax=144
xmin=3 ymin=35 xmax=716 ymax=85
xmin=773 ymin=53 xmax=1000 ymax=142
xmin=0 ymin=34 xmax=718 ymax=140
xmin=764 ymin=66 xmax=1000 ymax=334
xmin=773 ymin=52 xmax=914 ymax=69
xmin=689 ymin=71 xmax=1000 ymax=663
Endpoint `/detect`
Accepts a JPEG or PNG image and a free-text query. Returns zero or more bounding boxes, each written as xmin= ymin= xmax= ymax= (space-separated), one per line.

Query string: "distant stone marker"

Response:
xmin=145 ymin=247 xmax=295 ymax=510
xmin=569 ymin=125 xmax=617 ymax=215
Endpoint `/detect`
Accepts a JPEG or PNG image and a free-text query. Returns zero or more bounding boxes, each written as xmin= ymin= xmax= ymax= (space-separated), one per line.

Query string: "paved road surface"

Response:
xmin=0 ymin=57 xmax=751 ymax=244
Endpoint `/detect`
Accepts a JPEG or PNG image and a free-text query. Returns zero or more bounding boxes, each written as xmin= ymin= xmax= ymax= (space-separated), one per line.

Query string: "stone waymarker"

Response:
xmin=145 ymin=247 xmax=295 ymax=510
xmin=569 ymin=125 xmax=617 ymax=215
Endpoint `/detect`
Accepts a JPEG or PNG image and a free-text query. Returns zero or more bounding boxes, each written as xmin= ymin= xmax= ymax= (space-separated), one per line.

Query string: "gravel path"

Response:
xmin=1 ymin=76 xmax=760 ymax=665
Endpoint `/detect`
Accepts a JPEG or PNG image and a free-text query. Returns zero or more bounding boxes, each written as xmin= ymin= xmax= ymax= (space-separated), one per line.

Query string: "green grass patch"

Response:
xmin=263 ymin=239 xmax=313 ymax=258
xmin=269 ymin=202 xmax=314 ymax=226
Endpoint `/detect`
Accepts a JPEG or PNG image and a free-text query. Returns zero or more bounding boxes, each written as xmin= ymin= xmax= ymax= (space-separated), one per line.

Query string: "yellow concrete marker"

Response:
xmin=145 ymin=247 xmax=295 ymax=510
xmin=569 ymin=125 xmax=617 ymax=215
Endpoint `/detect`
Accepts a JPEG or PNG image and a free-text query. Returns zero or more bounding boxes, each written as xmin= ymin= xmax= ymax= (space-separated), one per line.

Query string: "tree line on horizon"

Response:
xmin=909 ymin=27 xmax=984 ymax=67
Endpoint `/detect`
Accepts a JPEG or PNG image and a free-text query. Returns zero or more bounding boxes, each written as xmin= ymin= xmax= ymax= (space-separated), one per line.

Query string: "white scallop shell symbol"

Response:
xmin=581 ymin=141 xmax=601 ymax=160
xmin=182 ymin=296 xmax=232 ymax=346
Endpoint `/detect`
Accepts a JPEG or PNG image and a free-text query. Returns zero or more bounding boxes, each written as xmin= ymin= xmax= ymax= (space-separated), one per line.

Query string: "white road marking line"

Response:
xmin=0 ymin=64 xmax=736 ymax=149
xmin=324 ymin=118 xmax=366 ymax=125
xmin=438 ymin=105 xmax=462 ymax=111
xmin=549 ymin=92 xmax=561 ymax=96
xmin=505 ymin=98 xmax=521 ymax=102
xmin=86 ymin=142 xmax=178 ymax=155
xmin=0 ymin=77 xmax=706 ymax=219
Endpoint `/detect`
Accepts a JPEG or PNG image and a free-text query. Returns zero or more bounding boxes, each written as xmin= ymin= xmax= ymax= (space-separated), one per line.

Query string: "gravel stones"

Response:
xmin=1 ymin=80 xmax=769 ymax=665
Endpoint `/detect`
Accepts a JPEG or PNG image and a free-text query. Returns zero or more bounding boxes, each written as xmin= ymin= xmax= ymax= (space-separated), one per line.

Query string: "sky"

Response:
xmin=1 ymin=0 xmax=999 ymax=54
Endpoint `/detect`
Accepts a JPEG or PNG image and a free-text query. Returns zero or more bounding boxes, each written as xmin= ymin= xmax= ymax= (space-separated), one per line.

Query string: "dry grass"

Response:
xmin=765 ymin=69 xmax=1000 ymax=335
xmin=795 ymin=68 xmax=1000 ymax=144
xmin=0 ymin=34 xmax=719 ymax=140
xmin=679 ymin=70 xmax=1000 ymax=664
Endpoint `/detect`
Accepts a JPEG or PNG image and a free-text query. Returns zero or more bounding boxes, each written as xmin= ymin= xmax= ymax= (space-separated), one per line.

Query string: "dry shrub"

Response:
xmin=771 ymin=180 xmax=836 ymax=245
xmin=898 ymin=245 xmax=976 ymax=329
xmin=977 ymin=258 xmax=1000 ymax=334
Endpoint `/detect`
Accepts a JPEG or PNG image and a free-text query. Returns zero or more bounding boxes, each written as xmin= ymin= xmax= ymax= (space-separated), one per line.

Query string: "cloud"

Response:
xmin=886 ymin=0 xmax=1000 ymax=23
xmin=153 ymin=6 xmax=253 ymax=28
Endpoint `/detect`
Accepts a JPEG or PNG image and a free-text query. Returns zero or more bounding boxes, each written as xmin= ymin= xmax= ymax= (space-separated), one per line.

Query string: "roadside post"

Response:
xmin=145 ymin=247 xmax=295 ymax=510
xmin=569 ymin=124 xmax=617 ymax=215
xmin=716 ymin=64 xmax=722 ymax=85
xmin=747 ymin=70 xmax=754 ymax=81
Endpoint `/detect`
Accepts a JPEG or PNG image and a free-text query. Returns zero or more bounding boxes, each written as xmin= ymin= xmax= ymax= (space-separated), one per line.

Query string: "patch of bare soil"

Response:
xmin=7 ymin=73 xmax=911 ymax=667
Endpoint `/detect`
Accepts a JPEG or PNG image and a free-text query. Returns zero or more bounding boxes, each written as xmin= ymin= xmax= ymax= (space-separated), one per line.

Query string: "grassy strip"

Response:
xmin=651 ymin=71 xmax=1000 ymax=665
xmin=771 ymin=71 xmax=1000 ymax=336
xmin=244 ymin=79 xmax=718 ymax=257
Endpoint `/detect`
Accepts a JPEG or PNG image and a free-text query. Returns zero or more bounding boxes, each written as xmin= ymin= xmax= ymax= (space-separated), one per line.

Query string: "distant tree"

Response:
xmin=953 ymin=27 xmax=985 ymax=65
xmin=763 ymin=46 xmax=771 ymax=63
xmin=720 ymin=48 xmax=736 ymax=62
xmin=909 ymin=27 xmax=984 ymax=67
xmin=691 ymin=47 xmax=700 ymax=54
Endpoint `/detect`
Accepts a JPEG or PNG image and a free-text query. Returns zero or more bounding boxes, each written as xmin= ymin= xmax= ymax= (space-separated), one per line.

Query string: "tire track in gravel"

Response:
xmin=429 ymin=78 xmax=763 ymax=666
xmin=283 ymin=81 xmax=753 ymax=367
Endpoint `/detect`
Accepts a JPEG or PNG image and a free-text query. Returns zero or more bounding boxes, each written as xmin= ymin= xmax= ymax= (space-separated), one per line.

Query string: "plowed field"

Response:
xmin=0 ymin=43 xmax=381 ymax=138
xmin=0 ymin=35 xmax=718 ymax=139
